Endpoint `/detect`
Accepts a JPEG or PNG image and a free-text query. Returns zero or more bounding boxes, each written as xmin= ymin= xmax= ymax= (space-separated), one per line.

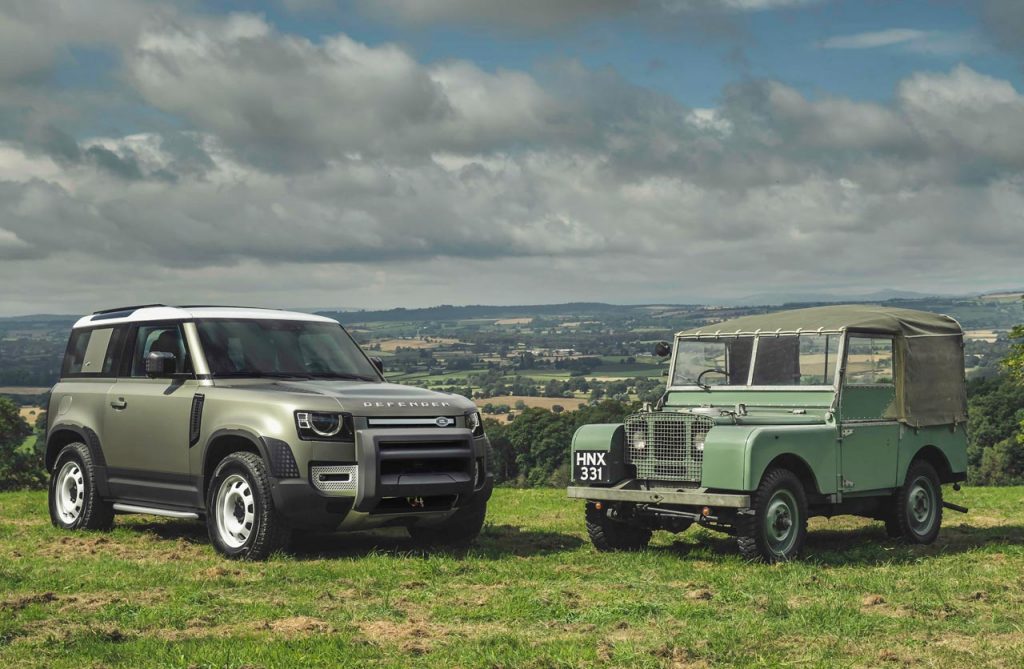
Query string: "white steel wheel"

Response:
xmin=54 ymin=461 xmax=86 ymax=524
xmin=214 ymin=474 xmax=256 ymax=549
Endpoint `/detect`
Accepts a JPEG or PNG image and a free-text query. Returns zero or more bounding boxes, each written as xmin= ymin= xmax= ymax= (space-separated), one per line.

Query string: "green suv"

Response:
xmin=46 ymin=305 xmax=492 ymax=559
xmin=568 ymin=305 xmax=969 ymax=562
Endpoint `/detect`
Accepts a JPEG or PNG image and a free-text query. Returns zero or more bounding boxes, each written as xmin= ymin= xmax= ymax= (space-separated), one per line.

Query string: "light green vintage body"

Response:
xmin=568 ymin=305 xmax=969 ymax=531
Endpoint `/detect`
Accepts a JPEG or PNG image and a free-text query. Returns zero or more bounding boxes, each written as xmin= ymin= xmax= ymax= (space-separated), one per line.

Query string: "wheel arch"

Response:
xmin=906 ymin=445 xmax=954 ymax=484
xmin=760 ymin=453 xmax=822 ymax=496
xmin=45 ymin=424 xmax=102 ymax=471
xmin=201 ymin=429 xmax=268 ymax=498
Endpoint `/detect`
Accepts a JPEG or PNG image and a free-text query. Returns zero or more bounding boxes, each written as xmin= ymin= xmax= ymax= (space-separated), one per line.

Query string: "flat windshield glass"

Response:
xmin=752 ymin=334 xmax=839 ymax=386
xmin=197 ymin=319 xmax=380 ymax=380
xmin=671 ymin=337 xmax=753 ymax=387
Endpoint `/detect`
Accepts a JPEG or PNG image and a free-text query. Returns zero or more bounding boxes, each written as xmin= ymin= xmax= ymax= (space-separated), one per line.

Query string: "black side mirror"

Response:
xmin=369 ymin=356 xmax=384 ymax=374
xmin=146 ymin=351 xmax=176 ymax=377
xmin=654 ymin=341 xmax=672 ymax=358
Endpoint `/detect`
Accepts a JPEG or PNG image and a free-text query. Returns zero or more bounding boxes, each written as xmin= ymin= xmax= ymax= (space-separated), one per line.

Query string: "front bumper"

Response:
xmin=567 ymin=482 xmax=750 ymax=508
xmin=271 ymin=427 xmax=491 ymax=529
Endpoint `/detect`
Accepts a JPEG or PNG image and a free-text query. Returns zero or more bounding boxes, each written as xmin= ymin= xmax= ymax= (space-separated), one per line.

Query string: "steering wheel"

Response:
xmin=696 ymin=368 xmax=729 ymax=386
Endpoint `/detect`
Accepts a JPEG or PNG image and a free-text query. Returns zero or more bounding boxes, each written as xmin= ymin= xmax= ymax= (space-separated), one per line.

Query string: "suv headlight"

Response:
xmin=295 ymin=411 xmax=354 ymax=441
xmin=467 ymin=411 xmax=484 ymax=437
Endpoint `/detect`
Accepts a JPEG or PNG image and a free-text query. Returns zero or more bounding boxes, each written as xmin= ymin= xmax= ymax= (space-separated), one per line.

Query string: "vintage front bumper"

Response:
xmin=567 ymin=482 xmax=750 ymax=508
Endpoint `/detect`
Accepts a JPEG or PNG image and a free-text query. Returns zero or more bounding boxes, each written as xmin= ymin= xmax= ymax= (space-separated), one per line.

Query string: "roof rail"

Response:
xmin=91 ymin=304 xmax=167 ymax=315
xmin=175 ymin=304 xmax=283 ymax=310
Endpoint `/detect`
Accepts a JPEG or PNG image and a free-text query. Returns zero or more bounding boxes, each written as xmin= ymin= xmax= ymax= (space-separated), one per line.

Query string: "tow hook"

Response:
xmin=943 ymin=501 xmax=969 ymax=514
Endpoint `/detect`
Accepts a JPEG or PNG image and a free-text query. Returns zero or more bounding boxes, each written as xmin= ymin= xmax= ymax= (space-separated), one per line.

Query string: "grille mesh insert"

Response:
xmin=311 ymin=465 xmax=358 ymax=492
xmin=623 ymin=412 xmax=713 ymax=482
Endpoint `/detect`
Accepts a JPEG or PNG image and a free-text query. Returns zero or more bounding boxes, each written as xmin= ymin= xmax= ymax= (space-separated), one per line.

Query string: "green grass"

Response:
xmin=2 ymin=487 xmax=1024 ymax=667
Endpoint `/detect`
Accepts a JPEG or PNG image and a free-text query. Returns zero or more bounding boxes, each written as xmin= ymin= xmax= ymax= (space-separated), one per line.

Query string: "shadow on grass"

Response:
xmin=655 ymin=522 xmax=1024 ymax=565
xmin=288 ymin=523 xmax=584 ymax=560
xmin=122 ymin=520 xmax=583 ymax=560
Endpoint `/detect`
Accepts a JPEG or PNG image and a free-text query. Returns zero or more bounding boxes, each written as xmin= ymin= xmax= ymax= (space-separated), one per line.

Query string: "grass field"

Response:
xmin=2 ymin=487 xmax=1024 ymax=668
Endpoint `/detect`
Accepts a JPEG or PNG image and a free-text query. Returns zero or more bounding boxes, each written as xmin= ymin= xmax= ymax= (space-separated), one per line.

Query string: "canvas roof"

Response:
xmin=679 ymin=305 xmax=962 ymax=338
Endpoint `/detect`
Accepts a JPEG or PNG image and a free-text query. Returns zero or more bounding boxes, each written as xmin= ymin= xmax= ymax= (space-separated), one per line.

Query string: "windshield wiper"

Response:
xmin=212 ymin=371 xmax=315 ymax=380
xmin=307 ymin=372 xmax=378 ymax=382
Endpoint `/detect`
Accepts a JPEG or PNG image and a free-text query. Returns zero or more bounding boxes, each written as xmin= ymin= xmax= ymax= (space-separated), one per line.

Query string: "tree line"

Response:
xmin=1 ymin=323 xmax=1023 ymax=489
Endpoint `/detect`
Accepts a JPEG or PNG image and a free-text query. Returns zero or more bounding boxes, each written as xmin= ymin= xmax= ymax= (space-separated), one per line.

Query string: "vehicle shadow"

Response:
xmin=288 ymin=523 xmax=584 ymax=560
xmin=123 ymin=520 xmax=583 ymax=560
xmin=657 ymin=522 xmax=1024 ymax=565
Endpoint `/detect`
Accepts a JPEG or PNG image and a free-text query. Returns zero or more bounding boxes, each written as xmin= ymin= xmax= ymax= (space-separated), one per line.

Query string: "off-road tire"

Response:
xmin=48 ymin=442 xmax=115 ymax=531
xmin=888 ymin=460 xmax=943 ymax=545
xmin=206 ymin=452 xmax=290 ymax=560
xmin=585 ymin=503 xmax=652 ymax=552
xmin=407 ymin=495 xmax=488 ymax=546
xmin=736 ymin=467 xmax=808 ymax=563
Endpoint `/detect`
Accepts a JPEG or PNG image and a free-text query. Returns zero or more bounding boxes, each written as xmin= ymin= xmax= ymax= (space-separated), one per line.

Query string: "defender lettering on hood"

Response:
xmin=363 ymin=401 xmax=452 ymax=408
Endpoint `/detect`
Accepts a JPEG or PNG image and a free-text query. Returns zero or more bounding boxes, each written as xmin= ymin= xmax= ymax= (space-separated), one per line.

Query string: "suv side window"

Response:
xmin=844 ymin=336 xmax=894 ymax=385
xmin=128 ymin=324 xmax=193 ymax=377
xmin=62 ymin=327 xmax=126 ymax=377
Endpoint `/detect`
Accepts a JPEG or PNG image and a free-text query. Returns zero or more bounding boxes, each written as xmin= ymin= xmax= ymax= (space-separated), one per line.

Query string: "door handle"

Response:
xmin=110 ymin=398 xmax=128 ymax=410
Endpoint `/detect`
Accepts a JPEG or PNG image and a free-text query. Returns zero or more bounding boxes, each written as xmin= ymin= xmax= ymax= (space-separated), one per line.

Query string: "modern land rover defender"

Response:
xmin=46 ymin=305 xmax=493 ymax=559
xmin=568 ymin=305 xmax=969 ymax=562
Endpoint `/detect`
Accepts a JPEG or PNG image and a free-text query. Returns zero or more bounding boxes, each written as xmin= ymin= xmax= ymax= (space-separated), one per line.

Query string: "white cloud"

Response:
xmin=1 ymin=7 xmax=1023 ymax=312
xmin=819 ymin=28 xmax=984 ymax=55
xmin=821 ymin=29 xmax=928 ymax=49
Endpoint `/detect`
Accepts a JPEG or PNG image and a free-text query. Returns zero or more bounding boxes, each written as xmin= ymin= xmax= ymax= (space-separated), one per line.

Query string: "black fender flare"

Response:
xmin=45 ymin=422 xmax=110 ymax=495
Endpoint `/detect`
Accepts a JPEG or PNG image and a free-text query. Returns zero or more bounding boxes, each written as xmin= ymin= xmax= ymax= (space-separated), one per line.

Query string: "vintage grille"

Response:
xmin=623 ymin=412 xmax=714 ymax=483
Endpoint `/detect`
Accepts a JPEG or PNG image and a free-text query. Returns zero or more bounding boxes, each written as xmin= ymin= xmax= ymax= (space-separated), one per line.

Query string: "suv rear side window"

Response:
xmin=62 ymin=327 xmax=126 ymax=377
xmin=129 ymin=324 xmax=193 ymax=377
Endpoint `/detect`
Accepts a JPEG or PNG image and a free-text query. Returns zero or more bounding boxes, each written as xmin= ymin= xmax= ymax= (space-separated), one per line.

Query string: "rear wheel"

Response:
xmin=206 ymin=452 xmax=290 ymax=560
xmin=585 ymin=503 xmax=651 ymax=552
xmin=407 ymin=495 xmax=488 ymax=546
xmin=888 ymin=460 xmax=943 ymax=544
xmin=48 ymin=442 xmax=114 ymax=531
xmin=736 ymin=467 xmax=808 ymax=563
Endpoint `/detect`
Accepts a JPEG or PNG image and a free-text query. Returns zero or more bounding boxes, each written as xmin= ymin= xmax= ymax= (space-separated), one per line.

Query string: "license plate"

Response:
xmin=573 ymin=451 xmax=611 ymax=483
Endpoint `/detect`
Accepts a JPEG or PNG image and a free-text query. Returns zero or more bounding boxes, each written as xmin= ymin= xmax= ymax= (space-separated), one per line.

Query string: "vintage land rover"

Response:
xmin=46 ymin=305 xmax=492 ymax=559
xmin=568 ymin=305 xmax=969 ymax=562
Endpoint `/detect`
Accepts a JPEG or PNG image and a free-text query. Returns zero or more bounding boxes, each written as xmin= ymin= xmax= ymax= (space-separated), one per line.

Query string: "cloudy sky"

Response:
xmin=1 ymin=0 xmax=1022 ymax=316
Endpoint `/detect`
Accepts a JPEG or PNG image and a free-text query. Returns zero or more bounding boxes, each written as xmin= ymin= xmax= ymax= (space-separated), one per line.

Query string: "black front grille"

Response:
xmin=378 ymin=441 xmax=474 ymax=482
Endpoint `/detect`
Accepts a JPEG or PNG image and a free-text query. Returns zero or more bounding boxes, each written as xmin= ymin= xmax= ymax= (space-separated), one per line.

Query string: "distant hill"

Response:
xmin=718 ymin=289 xmax=943 ymax=307
xmin=318 ymin=303 xmax=673 ymax=323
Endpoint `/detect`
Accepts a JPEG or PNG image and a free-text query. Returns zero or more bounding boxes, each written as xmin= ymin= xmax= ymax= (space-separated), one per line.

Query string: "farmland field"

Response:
xmin=2 ymin=487 xmax=1024 ymax=667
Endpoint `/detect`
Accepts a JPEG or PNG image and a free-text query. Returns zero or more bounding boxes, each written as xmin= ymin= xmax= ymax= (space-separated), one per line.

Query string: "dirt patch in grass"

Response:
xmin=1 ymin=592 xmax=57 ymax=611
xmin=38 ymin=533 xmax=206 ymax=562
xmin=357 ymin=620 xmax=453 ymax=655
xmin=860 ymin=594 xmax=911 ymax=618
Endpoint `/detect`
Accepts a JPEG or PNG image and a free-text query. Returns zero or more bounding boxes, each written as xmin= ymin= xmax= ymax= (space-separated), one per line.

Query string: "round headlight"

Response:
xmin=467 ymin=411 xmax=484 ymax=436
xmin=309 ymin=413 xmax=342 ymax=437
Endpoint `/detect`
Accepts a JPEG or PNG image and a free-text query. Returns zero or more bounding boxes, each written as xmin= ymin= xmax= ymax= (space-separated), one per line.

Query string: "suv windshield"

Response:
xmin=196 ymin=319 xmax=380 ymax=381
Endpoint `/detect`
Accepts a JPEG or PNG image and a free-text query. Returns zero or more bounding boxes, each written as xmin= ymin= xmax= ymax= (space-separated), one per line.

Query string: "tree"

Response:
xmin=0 ymin=398 xmax=40 ymax=490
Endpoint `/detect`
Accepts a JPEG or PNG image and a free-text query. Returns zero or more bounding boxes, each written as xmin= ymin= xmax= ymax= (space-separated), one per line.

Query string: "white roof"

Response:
xmin=73 ymin=306 xmax=336 ymax=329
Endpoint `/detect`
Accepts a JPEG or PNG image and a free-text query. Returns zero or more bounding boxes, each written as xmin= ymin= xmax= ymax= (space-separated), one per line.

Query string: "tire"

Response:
xmin=48 ymin=442 xmax=115 ymax=531
xmin=585 ymin=503 xmax=651 ymax=552
xmin=736 ymin=467 xmax=808 ymax=563
xmin=206 ymin=452 xmax=290 ymax=560
xmin=407 ymin=495 xmax=488 ymax=546
xmin=889 ymin=460 xmax=943 ymax=545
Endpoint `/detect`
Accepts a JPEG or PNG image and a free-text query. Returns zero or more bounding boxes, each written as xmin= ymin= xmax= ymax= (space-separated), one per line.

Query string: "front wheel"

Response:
xmin=585 ymin=503 xmax=651 ymax=552
xmin=736 ymin=467 xmax=808 ymax=563
xmin=206 ymin=452 xmax=290 ymax=560
xmin=887 ymin=460 xmax=943 ymax=544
